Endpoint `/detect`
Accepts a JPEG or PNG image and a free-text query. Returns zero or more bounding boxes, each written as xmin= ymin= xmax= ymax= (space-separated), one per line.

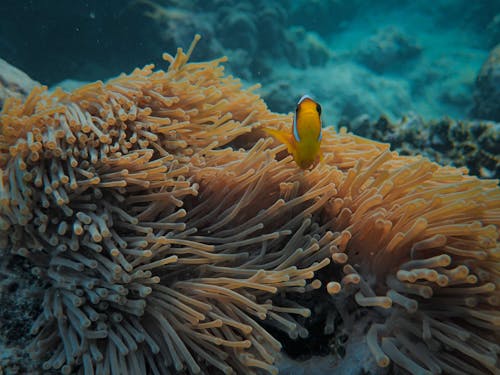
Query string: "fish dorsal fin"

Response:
xmin=298 ymin=94 xmax=313 ymax=104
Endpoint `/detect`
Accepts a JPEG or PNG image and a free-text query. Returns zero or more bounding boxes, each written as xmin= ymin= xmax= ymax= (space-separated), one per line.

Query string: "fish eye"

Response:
xmin=316 ymin=104 xmax=322 ymax=115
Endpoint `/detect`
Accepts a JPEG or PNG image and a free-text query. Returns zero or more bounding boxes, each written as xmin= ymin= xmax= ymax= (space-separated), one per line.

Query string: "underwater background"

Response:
xmin=0 ymin=1 xmax=499 ymax=375
xmin=1 ymin=0 xmax=499 ymax=121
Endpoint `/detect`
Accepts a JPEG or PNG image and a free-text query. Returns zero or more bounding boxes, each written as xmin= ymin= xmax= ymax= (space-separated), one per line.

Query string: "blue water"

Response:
xmin=0 ymin=0 xmax=498 ymax=123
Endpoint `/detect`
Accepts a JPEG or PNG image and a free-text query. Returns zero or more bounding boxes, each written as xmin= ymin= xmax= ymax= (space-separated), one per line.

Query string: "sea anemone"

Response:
xmin=0 ymin=36 xmax=498 ymax=374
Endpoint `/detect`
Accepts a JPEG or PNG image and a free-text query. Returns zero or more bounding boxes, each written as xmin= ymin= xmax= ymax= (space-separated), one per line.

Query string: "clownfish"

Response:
xmin=265 ymin=95 xmax=323 ymax=169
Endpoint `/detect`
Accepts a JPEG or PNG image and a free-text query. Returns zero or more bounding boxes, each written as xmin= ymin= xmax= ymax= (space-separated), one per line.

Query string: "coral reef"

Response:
xmin=262 ymin=62 xmax=412 ymax=124
xmin=343 ymin=114 xmax=500 ymax=179
xmin=471 ymin=44 xmax=500 ymax=122
xmin=1 ymin=38 xmax=499 ymax=375
xmin=136 ymin=0 xmax=330 ymax=81
xmin=286 ymin=27 xmax=333 ymax=68
xmin=488 ymin=14 xmax=500 ymax=47
xmin=355 ymin=27 xmax=421 ymax=73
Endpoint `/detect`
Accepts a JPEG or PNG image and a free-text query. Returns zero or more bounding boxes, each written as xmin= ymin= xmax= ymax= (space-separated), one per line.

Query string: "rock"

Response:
xmin=0 ymin=58 xmax=40 ymax=109
xmin=471 ymin=44 xmax=500 ymax=121
xmin=277 ymin=316 xmax=386 ymax=375
xmin=0 ymin=254 xmax=45 ymax=374
xmin=52 ymin=78 xmax=91 ymax=92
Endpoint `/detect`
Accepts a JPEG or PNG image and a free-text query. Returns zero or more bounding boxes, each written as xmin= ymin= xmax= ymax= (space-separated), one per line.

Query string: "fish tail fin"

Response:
xmin=264 ymin=127 xmax=294 ymax=150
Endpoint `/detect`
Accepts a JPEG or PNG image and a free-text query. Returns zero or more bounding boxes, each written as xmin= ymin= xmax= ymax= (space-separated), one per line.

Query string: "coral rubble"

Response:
xmin=1 ymin=38 xmax=499 ymax=374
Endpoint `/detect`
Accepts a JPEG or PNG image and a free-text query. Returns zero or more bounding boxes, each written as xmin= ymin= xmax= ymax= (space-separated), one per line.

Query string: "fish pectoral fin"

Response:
xmin=264 ymin=127 xmax=294 ymax=150
xmin=311 ymin=151 xmax=323 ymax=168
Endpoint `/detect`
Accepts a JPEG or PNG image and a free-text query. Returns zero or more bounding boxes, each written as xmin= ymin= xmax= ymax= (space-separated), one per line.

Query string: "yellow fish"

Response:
xmin=265 ymin=95 xmax=323 ymax=169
